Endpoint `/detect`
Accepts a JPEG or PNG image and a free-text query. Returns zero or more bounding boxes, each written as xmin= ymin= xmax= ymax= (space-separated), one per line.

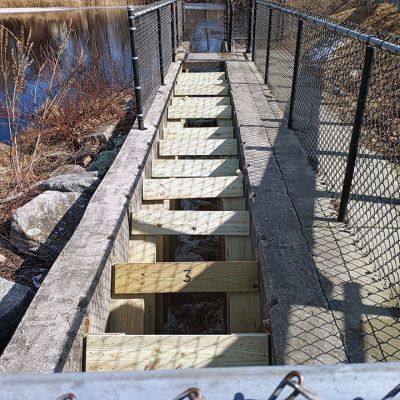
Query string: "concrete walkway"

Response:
xmin=225 ymin=52 xmax=400 ymax=364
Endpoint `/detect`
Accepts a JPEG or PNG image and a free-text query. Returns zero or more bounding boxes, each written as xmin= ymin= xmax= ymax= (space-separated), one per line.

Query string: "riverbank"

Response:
xmin=0 ymin=0 xmax=142 ymax=7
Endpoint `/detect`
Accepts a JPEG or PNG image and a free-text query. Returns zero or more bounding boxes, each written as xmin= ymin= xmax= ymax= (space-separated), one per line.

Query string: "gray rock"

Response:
xmin=111 ymin=134 xmax=127 ymax=149
xmin=39 ymin=172 xmax=100 ymax=194
xmin=87 ymin=150 xmax=118 ymax=175
xmin=82 ymin=122 xmax=116 ymax=146
xmin=0 ymin=277 xmax=33 ymax=350
xmin=10 ymin=191 xmax=89 ymax=260
xmin=49 ymin=165 xmax=87 ymax=178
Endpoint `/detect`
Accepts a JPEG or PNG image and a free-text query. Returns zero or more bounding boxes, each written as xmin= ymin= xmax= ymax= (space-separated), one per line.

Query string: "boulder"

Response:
xmin=10 ymin=191 xmax=89 ymax=260
xmin=49 ymin=164 xmax=87 ymax=178
xmin=38 ymin=172 xmax=100 ymax=194
xmin=87 ymin=149 xmax=118 ymax=175
xmin=0 ymin=277 xmax=33 ymax=350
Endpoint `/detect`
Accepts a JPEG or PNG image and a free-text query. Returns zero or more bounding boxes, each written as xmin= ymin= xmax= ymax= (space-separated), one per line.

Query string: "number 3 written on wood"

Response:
xmin=183 ymin=269 xmax=191 ymax=283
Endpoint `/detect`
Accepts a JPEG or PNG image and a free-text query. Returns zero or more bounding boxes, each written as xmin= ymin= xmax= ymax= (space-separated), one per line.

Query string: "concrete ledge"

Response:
xmin=0 ymin=61 xmax=181 ymax=373
xmin=1 ymin=363 xmax=400 ymax=399
xmin=226 ymin=57 xmax=348 ymax=365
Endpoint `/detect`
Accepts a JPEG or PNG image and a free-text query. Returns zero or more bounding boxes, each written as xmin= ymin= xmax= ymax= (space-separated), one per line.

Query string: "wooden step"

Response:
xmin=85 ymin=334 xmax=269 ymax=371
xmin=175 ymin=83 xmax=229 ymax=96
xmin=143 ymin=176 xmax=243 ymax=200
xmin=152 ymin=159 xmax=239 ymax=178
xmin=177 ymin=72 xmax=226 ymax=82
xmin=168 ymin=104 xmax=232 ymax=120
xmin=159 ymin=139 xmax=237 ymax=156
xmin=171 ymin=97 xmax=231 ymax=107
xmin=131 ymin=210 xmax=250 ymax=236
xmin=164 ymin=126 xmax=234 ymax=140
xmin=113 ymin=261 xmax=259 ymax=294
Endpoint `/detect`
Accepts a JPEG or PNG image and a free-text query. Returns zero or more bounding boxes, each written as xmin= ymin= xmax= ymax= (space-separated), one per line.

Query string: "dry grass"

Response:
xmin=0 ymin=23 xmax=132 ymax=232
xmin=287 ymin=0 xmax=400 ymax=35
xmin=0 ymin=0 xmax=135 ymax=7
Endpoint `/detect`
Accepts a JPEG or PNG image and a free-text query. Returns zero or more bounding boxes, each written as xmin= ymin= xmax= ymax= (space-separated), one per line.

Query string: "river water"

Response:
xmin=0 ymin=7 xmax=137 ymax=143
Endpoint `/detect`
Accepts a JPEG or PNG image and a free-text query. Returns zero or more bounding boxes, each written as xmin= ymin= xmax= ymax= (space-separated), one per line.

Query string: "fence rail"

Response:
xmin=129 ymin=0 xmax=183 ymax=128
xmin=251 ymin=0 xmax=400 ymax=305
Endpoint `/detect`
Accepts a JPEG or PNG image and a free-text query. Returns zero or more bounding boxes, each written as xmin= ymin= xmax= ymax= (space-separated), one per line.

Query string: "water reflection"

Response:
xmin=0 ymin=9 xmax=134 ymax=142
xmin=183 ymin=3 xmax=225 ymax=52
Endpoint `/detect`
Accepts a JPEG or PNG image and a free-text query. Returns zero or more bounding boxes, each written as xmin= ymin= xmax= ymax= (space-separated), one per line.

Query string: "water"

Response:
xmin=0 ymin=8 xmax=136 ymax=143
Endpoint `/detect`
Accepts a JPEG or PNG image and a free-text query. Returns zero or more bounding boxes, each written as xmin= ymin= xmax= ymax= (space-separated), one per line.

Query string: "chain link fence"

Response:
xmin=252 ymin=0 xmax=400 ymax=305
xmin=182 ymin=1 xmax=227 ymax=52
xmin=133 ymin=0 xmax=183 ymax=118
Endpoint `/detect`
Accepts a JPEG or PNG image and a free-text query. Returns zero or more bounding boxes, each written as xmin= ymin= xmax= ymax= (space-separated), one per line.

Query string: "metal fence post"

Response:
xmin=228 ymin=0 xmax=234 ymax=52
xmin=338 ymin=45 xmax=375 ymax=222
xmin=175 ymin=0 xmax=179 ymax=45
xmin=157 ymin=8 xmax=165 ymax=85
xmin=264 ymin=7 xmax=273 ymax=84
xmin=251 ymin=0 xmax=257 ymax=61
xmin=246 ymin=0 xmax=253 ymax=53
xmin=225 ymin=0 xmax=229 ymax=41
xmin=287 ymin=18 xmax=303 ymax=130
xmin=128 ymin=5 xmax=145 ymax=130
xmin=182 ymin=2 xmax=186 ymax=35
xmin=171 ymin=2 xmax=176 ymax=62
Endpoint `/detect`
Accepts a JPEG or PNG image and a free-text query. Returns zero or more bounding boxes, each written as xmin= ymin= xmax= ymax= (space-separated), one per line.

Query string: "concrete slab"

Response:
xmin=226 ymin=55 xmax=400 ymax=364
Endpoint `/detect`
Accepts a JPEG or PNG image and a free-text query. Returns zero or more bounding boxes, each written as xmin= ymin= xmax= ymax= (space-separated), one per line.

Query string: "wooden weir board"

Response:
xmin=168 ymin=105 xmax=232 ymax=120
xmin=171 ymin=97 xmax=231 ymax=107
xmin=177 ymin=73 xmax=226 ymax=84
xmin=178 ymin=72 xmax=225 ymax=79
xmin=152 ymin=159 xmax=239 ymax=178
xmin=175 ymin=84 xmax=229 ymax=96
xmin=143 ymin=176 xmax=243 ymax=200
xmin=164 ymin=126 xmax=234 ymax=139
xmin=131 ymin=210 xmax=250 ymax=236
xmin=113 ymin=261 xmax=259 ymax=294
xmin=223 ymin=198 xmax=261 ymax=334
xmin=159 ymin=139 xmax=238 ymax=157
xmin=109 ymin=201 xmax=166 ymax=335
xmin=85 ymin=334 xmax=269 ymax=371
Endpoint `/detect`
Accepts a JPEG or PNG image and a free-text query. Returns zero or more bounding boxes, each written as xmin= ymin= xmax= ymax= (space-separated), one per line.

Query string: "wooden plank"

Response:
xmin=152 ymin=159 xmax=239 ymax=178
xmin=109 ymin=298 xmax=145 ymax=334
xmin=171 ymin=97 xmax=231 ymax=107
xmin=131 ymin=210 xmax=250 ymax=236
xmin=164 ymin=127 xmax=234 ymax=140
xmin=175 ymin=84 xmax=229 ymax=96
xmin=109 ymin=201 xmax=165 ymax=335
xmin=223 ymin=197 xmax=261 ymax=334
xmin=168 ymin=105 xmax=232 ymax=120
xmin=85 ymin=334 xmax=269 ymax=371
xmin=178 ymin=72 xmax=225 ymax=79
xmin=143 ymin=177 xmax=243 ymax=200
xmin=113 ymin=261 xmax=259 ymax=294
xmin=159 ymin=139 xmax=237 ymax=156
xmin=177 ymin=72 xmax=226 ymax=84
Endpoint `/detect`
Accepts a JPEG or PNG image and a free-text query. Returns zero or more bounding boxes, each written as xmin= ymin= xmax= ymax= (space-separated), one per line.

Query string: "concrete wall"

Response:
xmin=0 ymin=61 xmax=181 ymax=373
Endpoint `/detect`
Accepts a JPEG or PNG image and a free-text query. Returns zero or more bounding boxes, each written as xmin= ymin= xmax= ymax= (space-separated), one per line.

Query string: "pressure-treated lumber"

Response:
xmin=164 ymin=126 xmax=234 ymax=140
xmin=85 ymin=334 xmax=269 ymax=371
xmin=168 ymin=105 xmax=232 ymax=120
xmin=171 ymin=97 xmax=231 ymax=106
xmin=131 ymin=210 xmax=250 ymax=236
xmin=175 ymin=83 xmax=229 ymax=96
xmin=143 ymin=177 xmax=243 ymax=200
xmin=113 ymin=261 xmax=259 ymax=294
xmin=178 ymin=72 xmax=225 ymax=78
xmin=152 ymin=159 xmax=239 ymax=178
xmin=109 ymin=298 xmax=145 ymax=334
xmin=223 ymin=197 xmax=261 ymax=334
xmin=109 ymin=201 xmax=165 ymax=335
xmin=177 ymin=72 xmax=225 ymax=83
xmin=159 ymin=139 xmax=237 ymax=156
